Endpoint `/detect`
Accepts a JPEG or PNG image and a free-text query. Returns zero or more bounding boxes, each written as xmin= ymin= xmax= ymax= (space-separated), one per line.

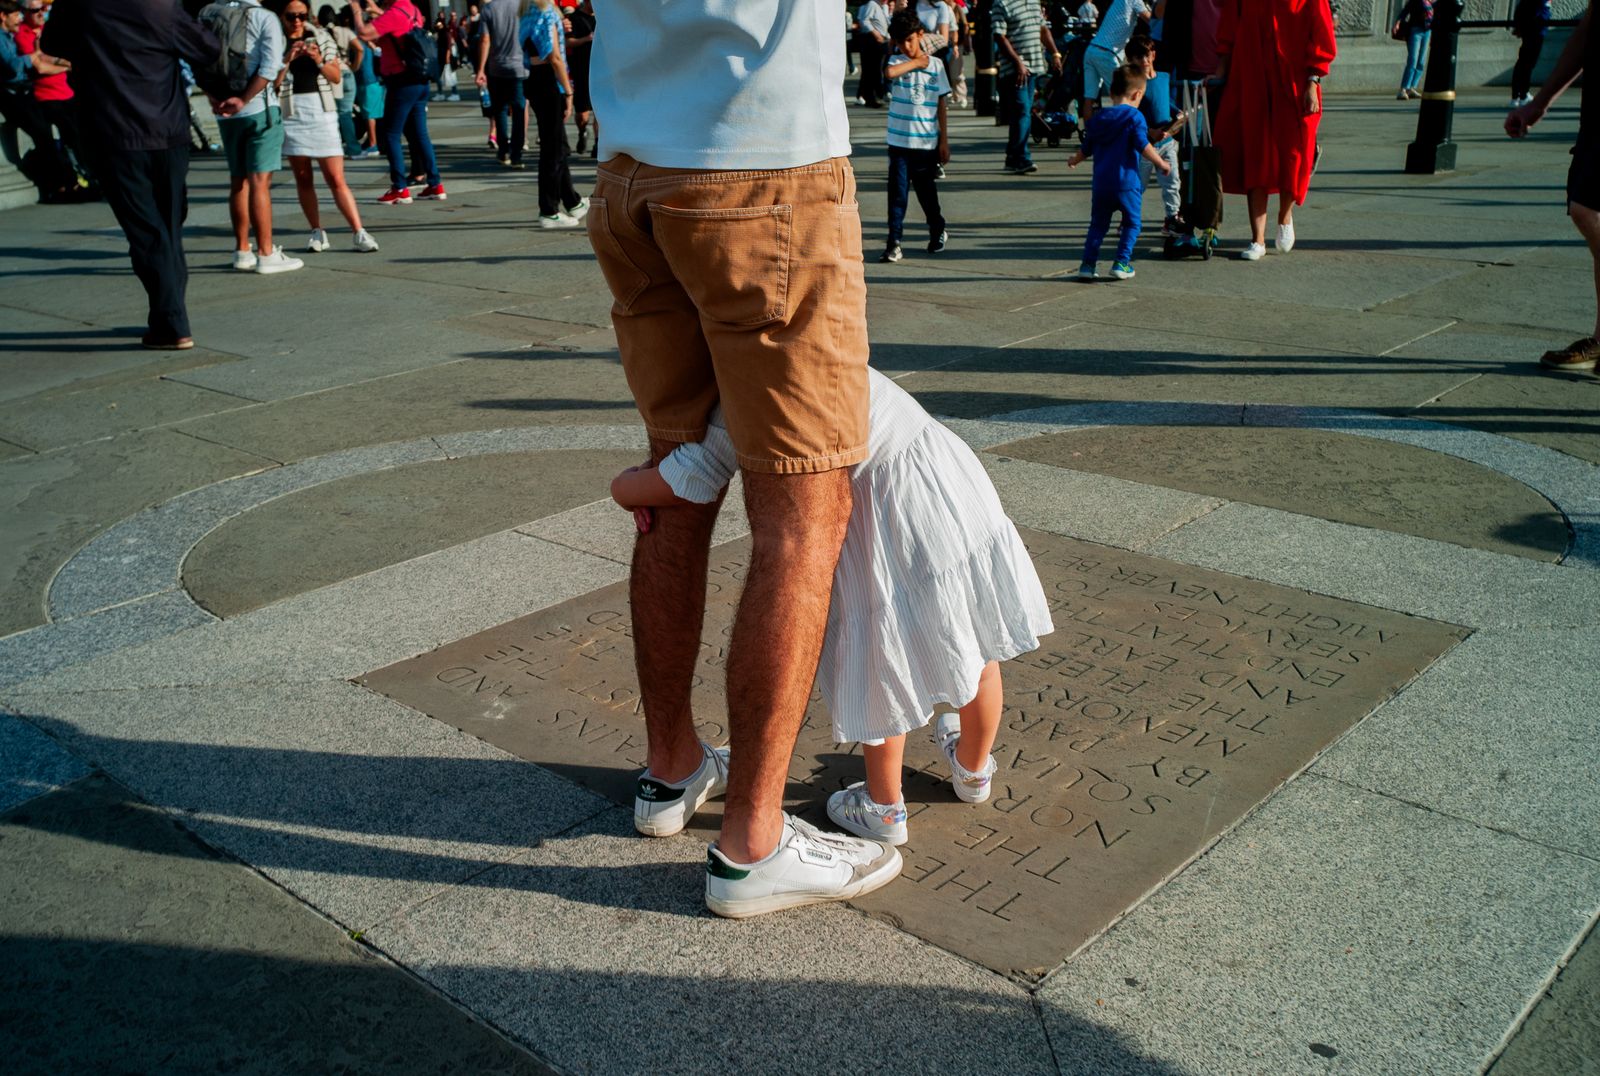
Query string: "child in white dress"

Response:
xmin=609 ymin=367 xmax=1054 ymax=846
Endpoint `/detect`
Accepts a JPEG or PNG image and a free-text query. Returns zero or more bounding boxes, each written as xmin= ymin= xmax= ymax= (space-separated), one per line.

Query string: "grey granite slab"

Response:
xmin=1036 ymin=774 xmax=1600 ymax=1075
xmin=1312 ymin=628 xmax=1600 ymax=860
xmin=0 ymin=376 xmax=251 ymax=453
xmin=367 ymin=809 xmax=1073 ymax=1076
xmin=434 ymin=423 xmax=646 ymax=457
xmin=4 ymin=680 xmax=610 ymax=931
xmin=1490 ymin=918 xmax=1600 ymax=1076
xmin=1377 ymin=263 xmax=1595 ymax=334
xmin=0 ymin=774 xmax=550 ymax=1075
xmin=0 ymin=713 xmax=91 ymax=813
xmin=1148 ymin=503 xmax=1600 ymax=628
xmin=980 ymin=454 xmax=1224 ymax=551
xmin=0 ymin=591 xmax=213 ymax=690
xmin=18 ymin=532 xmax=626 ymax=694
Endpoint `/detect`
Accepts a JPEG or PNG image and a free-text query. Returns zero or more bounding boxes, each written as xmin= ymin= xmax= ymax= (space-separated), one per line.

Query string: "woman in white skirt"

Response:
xmin=274 ymin=0 xmax=378 ymax=253
xmin=611 ymin=366 xmax=1055 ymax=848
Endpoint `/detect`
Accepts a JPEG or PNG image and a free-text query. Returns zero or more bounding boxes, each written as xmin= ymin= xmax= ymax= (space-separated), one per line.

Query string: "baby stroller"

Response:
xmin=1031 ymin=16 xmax=1093 ymax=147
xmin=1165 ymin=79 xmax=1221 ymax=260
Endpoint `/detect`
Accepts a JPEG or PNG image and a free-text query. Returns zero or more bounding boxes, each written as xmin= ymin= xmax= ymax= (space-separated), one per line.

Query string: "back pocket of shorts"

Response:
xmin=586 ymin=196 xmax=650 ymax=312
xmin=647 ymin=203 xmax=792 ymax=327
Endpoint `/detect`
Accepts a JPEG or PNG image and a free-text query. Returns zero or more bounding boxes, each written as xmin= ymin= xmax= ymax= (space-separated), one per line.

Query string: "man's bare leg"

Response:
xmin=631 ymin=437 xmax=723 ymax=784
xmin=1571 ymin=201 xmax=1600 ymax=338
xmin=718 ymin=468 xmax=852 ymax=863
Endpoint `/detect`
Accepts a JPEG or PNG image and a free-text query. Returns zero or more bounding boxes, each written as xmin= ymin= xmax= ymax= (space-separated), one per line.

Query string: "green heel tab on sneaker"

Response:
xmin=706 ymin=849 xmax=751 ymax=880
xmin=636 ymin=777 xmax=686 ymax=804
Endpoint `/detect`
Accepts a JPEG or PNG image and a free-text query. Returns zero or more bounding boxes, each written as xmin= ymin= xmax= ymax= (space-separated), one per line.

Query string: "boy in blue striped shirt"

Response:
xmin=880 ymin=11 xmax=950 ymax=263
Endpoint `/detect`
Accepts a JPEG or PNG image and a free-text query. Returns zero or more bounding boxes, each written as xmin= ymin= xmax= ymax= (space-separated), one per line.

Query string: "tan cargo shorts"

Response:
xmin=587 ymin=154 xmax=870 ymax=474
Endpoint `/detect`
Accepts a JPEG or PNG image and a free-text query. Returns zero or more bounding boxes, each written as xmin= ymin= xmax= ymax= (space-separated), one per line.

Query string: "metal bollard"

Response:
xmin=1405 ymin=0 xmax=1464 ymax=174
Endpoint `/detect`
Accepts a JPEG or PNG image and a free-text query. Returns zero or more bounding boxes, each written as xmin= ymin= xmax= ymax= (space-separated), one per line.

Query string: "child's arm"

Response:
xmin=884 ymin=53 xmax=928 ymax=79
xmin=937 ymin=91 xmax=950 ymax=165
xmin=1139 ymin=142 xmax=1172 ymax=174
xmin=610 ymin=462 xmax=687 ymax=509
xmin=1066 ymin=148 xmax=1087 ymax=168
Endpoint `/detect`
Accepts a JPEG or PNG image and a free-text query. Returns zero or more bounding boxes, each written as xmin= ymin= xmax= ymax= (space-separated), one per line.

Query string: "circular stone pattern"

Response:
xmin=183 ymin=450 xmax=642 ymax=618
xmin=997 ymin=425 xmax=1569 ymax=561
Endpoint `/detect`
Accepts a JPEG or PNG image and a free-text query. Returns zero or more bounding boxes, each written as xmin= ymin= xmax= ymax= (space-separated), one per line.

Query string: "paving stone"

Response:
xmin=996 ymin=424 xmax=1569 ymax=561
xmin=979 ymin=454 xmax=1223 ymax=550
xmin=0 ymin=714 xmax=91 ymax=813
xmin=0 ymin=592 xmax=213 ymax=690
xmin=1147 ymin=502 xmax=1600 ymax=628
xmin=4 ymin=682 xmax=609 ymax=930
xmin=360 ymin=531 xmax=1465 ymax=979
xmin=1416 ymin=370 xmax=1600 ymax=465
xmin=1073 ymin=289 xmax=1452 ymax=356
xmin=1311 ymin=628 xmax=1600 ymax=860
xmin=897 ymin=323 xmax=1479 ymax=418
xmin=175 ymin=357 xmax=636 ymax=462
xmin=0 ymin=308 xmax=238 ymax=403
xmin=1384 ymin=323 xmax=1578 ymax=367
xmin=0 ymin=377 xmax=251 ymax=453
xmin=48 ymin=438 xmax=443 ymax=620
xmin=864 ymin=292 xmax=1085 ymax=376
xmin=367 ymin=809 xmax=1062 ymax=1076
xmin=434 ymin=422 xmax=646 ymax=456
xmin=0 ymin=775 xmax=554 ymax=1075
xmin=14 ymin=532 xmax=625 ymax=693
xmin=1379 ymin=263 xmax=1595 ymax=334
xmin=1299 ymin=206 xmax=1573 ymax=264
xmin=1036 ymin=774 xmax=1600 ymax=1075
xmin=0 ymin=430 xmax=274 ymax=638
xmin=183 ymin=450 xmax=641 ymax=618
xmin=1491 ymin=920 xmax=1600 ymax=1076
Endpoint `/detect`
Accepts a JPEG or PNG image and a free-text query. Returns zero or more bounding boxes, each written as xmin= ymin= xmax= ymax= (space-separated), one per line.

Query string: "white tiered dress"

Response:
xmin=657 ymin=367 xmax=1054 ymax=745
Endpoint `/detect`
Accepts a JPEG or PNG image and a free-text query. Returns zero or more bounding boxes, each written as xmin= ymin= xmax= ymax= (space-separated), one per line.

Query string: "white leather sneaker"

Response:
xmin=826 ymin=783 xmax=909 ymax=845
xmin=633 ymin=742 xmax=730 ymax=837
xmin=705 ymin=814 xmax=902 ymax=918
xmin=1239 ymin=242 xmax=1265 ymax=262
xmin=1276 ymin=221 xmax=1295 ymax=253
xmin=306 ymin=228 xmax=329 ymax=253
xmin=352 ymin=229 xmax=380 ymax=253
xmin=231 ymin=249 xmax=257 ymax=271
xmin=934 ymin=712 xmax=997 ymax=804
xmin=254 ymin=247 xmax=304 ymax=274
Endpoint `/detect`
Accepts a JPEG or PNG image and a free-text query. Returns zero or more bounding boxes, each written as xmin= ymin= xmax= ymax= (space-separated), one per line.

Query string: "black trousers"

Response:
xmin=857 ymin=37 xmax=884 ymax=106
xmin=0 ymin=90 xmax=72 ymax=195
xmin=1512 ymin=32 xmax=1545 ymax=99
xmin=527 ymin=79 xmax=579 ymax=218
xmin=93 ymin=145 xmax=192 ymax=340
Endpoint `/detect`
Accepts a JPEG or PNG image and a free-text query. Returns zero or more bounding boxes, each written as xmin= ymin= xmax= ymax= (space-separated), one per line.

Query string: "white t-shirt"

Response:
xmin=590 ymin=0 xmax=852 ymax=169
xmin=915 ymin=1 xmax=953 ymax=33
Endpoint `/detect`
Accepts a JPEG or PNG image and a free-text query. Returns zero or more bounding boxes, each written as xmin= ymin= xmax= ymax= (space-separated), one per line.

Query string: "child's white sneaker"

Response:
xmin=633 ymin=742 xmax=730 ymax=837
xmin=1276 ymin=222 xmax=1295 ymax=253
xmin=934 ymin=712 xmax=997 ymax=804
xmin=1238 ymin=242 xmax=1265 ymax=262
xmin=827 ymin=782 xmax=909 ymax=845
xmin=705 ymin=813 xmax=902 ymax=919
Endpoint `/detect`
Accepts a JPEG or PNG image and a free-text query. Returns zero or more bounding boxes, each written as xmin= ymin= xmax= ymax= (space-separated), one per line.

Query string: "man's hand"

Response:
xmin=218 ymin=96 xmax=245 ymax=117
xmin=1506 ymin=99 xmax=1545 ymax=138
xmin=1049 ymin=52 xmax=1063 ymax=75
xmin=1302 ymin=81 xmax=1321 ymax=116
xmin=1015 ymin=62 xmax=1030 ymax=86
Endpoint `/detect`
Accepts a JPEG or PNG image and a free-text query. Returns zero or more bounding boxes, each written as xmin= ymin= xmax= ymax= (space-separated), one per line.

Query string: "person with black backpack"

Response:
xmin=40 ymin=0 xmax=220 ymax=348
xmin=347 ymin=0 xmax=444 ymax=205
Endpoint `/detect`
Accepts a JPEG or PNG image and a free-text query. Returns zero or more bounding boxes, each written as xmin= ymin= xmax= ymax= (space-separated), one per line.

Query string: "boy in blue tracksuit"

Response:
xmin=1067 ymin=65 xmax=1171 ymax=280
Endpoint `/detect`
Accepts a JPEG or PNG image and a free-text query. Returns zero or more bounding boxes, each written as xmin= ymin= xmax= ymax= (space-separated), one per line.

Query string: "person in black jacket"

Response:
xmin=42 ymin=0 xmax=219 ymax=349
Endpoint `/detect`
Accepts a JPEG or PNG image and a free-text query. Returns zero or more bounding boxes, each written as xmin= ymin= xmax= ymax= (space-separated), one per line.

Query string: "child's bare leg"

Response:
xmin=956 ymin=661 xmax=1002 ymax=772
xmin=863 ymin=734 xmax=907 ymax=805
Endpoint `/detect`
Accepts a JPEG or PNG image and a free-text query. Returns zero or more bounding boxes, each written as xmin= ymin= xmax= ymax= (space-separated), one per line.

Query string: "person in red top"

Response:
xmin=14 ymin=0 xmax=85 ymax=188
xmin=1212 ymin=0 xmax=1336 ymax=261
xmin=347 ymin=0 xmax=442 ymax=204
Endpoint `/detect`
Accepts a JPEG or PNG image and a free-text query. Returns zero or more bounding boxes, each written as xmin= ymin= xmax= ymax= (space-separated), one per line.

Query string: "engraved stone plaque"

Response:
xmin=358 ymin=531 xmax=1467 ymax=979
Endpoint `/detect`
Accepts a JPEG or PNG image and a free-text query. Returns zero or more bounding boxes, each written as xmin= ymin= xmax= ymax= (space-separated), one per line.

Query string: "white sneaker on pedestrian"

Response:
xmin=254 ymin=247 xmax=304 ymax=274
xmin=352 ymin=229 xmax=380 ymax=253
xmin=565 ymin=197 xmax=590 ymax=222
xmin=232 ymin=249 xmax=257 ymax=271
xmin=538 ymin=213 xmax=581 ymax=230
xmin=634 ymin=743 xmax=730 ymax=837
xmin=1276 ymin=222 xmax=1295 ymax=253
xmin=705 ymin=813 xmax=903 ymax=919
xmin=934 ymin=712 xmax=996 ymax=803
xmin=306 ymin=228 xmax=329 ymax=253
xmin=1239 ymin=242 xmax=1265 ymax=262
xmin=827 ymin=782 xmax=909 ymax=845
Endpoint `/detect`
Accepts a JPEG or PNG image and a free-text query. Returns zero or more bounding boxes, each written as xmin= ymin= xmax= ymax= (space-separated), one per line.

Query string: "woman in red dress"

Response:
xmin=1213 ymin=0 xmax=1336 ymax=259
